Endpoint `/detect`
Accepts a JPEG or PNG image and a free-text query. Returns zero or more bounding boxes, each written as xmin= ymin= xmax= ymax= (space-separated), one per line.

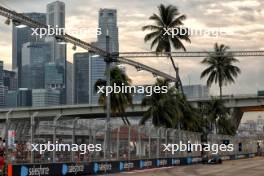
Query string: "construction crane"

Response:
xmin=0 ymin=5 xmax=178 ymax=82
xmin=118 ymin=51 xmax=264 ymax=58
xmin=1 ymin=5 xmax=264 ymax=82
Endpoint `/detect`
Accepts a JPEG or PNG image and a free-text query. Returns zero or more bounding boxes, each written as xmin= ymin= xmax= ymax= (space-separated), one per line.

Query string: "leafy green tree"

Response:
xmin=201 ymin=43 xmax=241 ymax=98
xmin=202 ymin=97 xmax=233 ymax=134
xmin=140 ymin=78 xmax=179 ymax=128
xmin=140 ymin=78 xmax=202 ymax=131
xmin=95 ymin=67 xmax=133 ymax=125
xmin=142 ymin=4 xmax=191 ymax=89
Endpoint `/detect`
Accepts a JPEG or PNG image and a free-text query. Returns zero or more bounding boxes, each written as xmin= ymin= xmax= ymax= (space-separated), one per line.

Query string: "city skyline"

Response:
xmin=0 ymin=0 xmax=263 ymax=96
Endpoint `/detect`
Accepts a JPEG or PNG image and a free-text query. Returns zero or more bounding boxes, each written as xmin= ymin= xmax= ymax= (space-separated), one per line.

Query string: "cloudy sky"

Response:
xmin=1 ymin=0 xmax=263 ymax=121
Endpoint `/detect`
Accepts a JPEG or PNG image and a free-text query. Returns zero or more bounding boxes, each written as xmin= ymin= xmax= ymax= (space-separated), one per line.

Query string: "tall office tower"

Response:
xmin=182 ymin=84 xmax=210 ymax=99
xmin=0 ymin=85 xmax=6 ymax=107
xmin=32 ymin=89 xmax=60 ymax=107
xmin=3 ymin=70 xmax=17 ymax=91
xmin=0 ymin=61 xmax=5 ymax=107
xmin=97 ymin=9 xmax=119 ymax=52
xmin=46 ymin=1 xmax=67 ymax=104
xmin=66 ymin=61 xmax=73 ymax=104
xmin=21 ymin=42 xmax=51 ymax=89
xmin=89 ymin=9 xmax=119 ymax=104
xmin=74 ymin=53 xmax=90 ymax=104
xmin=17 ymin=88 xmax=32 ymax=107
xmin=5 ymin=88 xmax=32 ymax=108
xmin=44 ymin=62 xmax=63 ymax=103
xmin=0 ymin=61 xmax=3 ymax=85
xmin=12 ymin=13 xmax=46 ymax=88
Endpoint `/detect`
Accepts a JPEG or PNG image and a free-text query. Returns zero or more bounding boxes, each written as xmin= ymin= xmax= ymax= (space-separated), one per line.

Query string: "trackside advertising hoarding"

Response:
xmin=7 ymin=154 xmax=263 ymax=176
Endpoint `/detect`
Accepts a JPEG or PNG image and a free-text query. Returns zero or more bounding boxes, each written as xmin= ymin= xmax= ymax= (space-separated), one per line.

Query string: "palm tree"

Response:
xmin=142 ymin=4 xmax=191 ymax=90
xmin=140 ymin=78 xmax=201 ymax=131
xmin=94 ymin=67 xmax=133 ymax=125
xmin=202 ymin=97 xmax=229 ymax=134
xmin=201 ymin=43 xmax=241 ymax=98
xmin=140 ymin=78 xmax=180 ymax=128
xmin=177 ymin=93 xmax=203 ymax=132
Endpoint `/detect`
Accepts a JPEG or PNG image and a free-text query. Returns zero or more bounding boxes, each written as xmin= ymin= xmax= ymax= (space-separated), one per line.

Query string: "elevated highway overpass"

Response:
xmin=0 ymin=95 xmax=264 ymax=129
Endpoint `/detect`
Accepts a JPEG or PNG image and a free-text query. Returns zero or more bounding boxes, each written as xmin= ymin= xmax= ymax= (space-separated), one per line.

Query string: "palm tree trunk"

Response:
xmin=169 ymin=55 xmax=178 ymax=82
xmin=220 ymin=85 xmax=222 ymax=99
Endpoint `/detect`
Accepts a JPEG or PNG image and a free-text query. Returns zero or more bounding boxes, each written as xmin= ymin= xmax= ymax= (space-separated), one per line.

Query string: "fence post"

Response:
xmin=128 ymin=126 xmax=131 ymax=160
xmin=148 ymin=127 xmax=151 ymax=159
xmin=71 ymin=117 xmax=79 ymax=162
xmin=138 ymin=127 xmax=141 ymax=159
xmin=53 ymin=114 xmax=62 ymax=163
xmin=30 ymin=112 xmax=38 ymax=163
xmin=116 ymin=127 xmax=120 ymax=160
xmin=156 ymin=127 xmax=161 ymax=158
xmin=165 ymin=129 xmax=169 ymax=158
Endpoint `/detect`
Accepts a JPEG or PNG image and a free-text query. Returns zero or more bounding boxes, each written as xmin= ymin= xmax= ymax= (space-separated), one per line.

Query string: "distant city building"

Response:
xmin=5 ymin=90 xmax=18 ymax=107
xmin=0 ymin=85 xmax=7 ymax=107
xmin=237 ymin=116 xmax=264 ymax=137
xmin=44 ymin=62 xmax=64 ymax=104
xmin=257 ymin=90 xmax=264 ymax=96
xmin=88 ymin=8 xmax=119 ymax=104
xmin=3 ymin=70 xmax=17 ymax=90
xmin=46 ymin=1 xmax=67 ymax=104
xmin=66 ymin=61 xmax=73 ymax=104
xmin=0 ymin=61 xmax=6 ymax=107
xmin=5 ymin=88 xmax=32 ymax=107
xmin=97 ymin=8 xmax=119 ymax=52
xmin=32 ymin=89 xmax=60 ymax=107
xmin=44 ymin=62 xmax=64 ymax=89
xmin=74 ymin=53 xmax=90 ymax=104
xmin=0 ymin=61 xmax=3 ymax=85
xmin=183 ymin=84 xmax=209 ymax=99
xmin=17 ymin=88 xmax=32 ymax=107
xmin=21 ymin=42 xmax=51 ymax=89
xmin=12 ymin=13 xmax=46 ymax=88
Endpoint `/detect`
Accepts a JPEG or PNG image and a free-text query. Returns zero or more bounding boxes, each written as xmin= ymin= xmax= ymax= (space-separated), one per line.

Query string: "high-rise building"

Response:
xmin=32 ymin=89 xmax=60 ymax=107
xmin=5 ymin=88 xmax=32 ymax=108
xmin=21 ymin=42 xmax=51 ymax=89
xmin=97 ymin=9 xmax=119 ymax=52
xmin=5 ymin=90 xmax=18 ymax=107
xmin=74 ymin=53 xmax=90 ymax=104
xmin=0 ymin=61 xmax=3 ymax=85
xmin=44 ymin=62 xmax=64 ymax=104
xmin=3 ymin=70 xmax=17 ymax=91
xmin=17 ymin=88 xmax=32 ymax=107
xmin=46 ymin=1 xmax=67 ymax=104
xmin=12 ymin=13 xmax=46 ymax=88
xmin=66 ymin=61 xmax=73 ymax=104
xmin=88 ymin=9 xmax=119 ymax=104
xmin=44 ymin=62 xmax=64 ymax=89
xmin=0 ymin=61 xmax=6 ymax=107
xmin=183 ymin=84 xmax=209 ymax=99
xmin=0 ymin=85 xmax=7 ymax=107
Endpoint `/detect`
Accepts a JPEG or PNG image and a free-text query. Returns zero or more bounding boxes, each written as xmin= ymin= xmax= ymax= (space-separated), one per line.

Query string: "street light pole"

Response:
xmin=104 ymin=31 xmax=111 ymax=160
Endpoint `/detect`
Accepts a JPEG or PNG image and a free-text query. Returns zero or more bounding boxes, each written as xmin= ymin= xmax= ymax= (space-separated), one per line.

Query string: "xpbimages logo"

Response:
xmin=163 ymin=141 xmax=234 ymax=154
xmin=97 ymin=83 xmax=168 ymax=96
xmin=31 ymin=141 xmax=102 ymax=154
xmin=31 ymin=25 xmax=102 ymax=38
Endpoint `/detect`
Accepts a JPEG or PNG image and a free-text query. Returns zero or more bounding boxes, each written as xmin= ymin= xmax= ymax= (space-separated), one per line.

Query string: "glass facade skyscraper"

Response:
xmin=46 ymin=1 xmax=67 ymax=104
xmin=32 ymin=89 xmax=60 ymax=107
xmin=89 ymin=9 xmax=119 ymax=104
xmin=21 ymin=42 xmax=51 ymax=89
xmin=0 ymin=61 xmax=5 ymax=107
xmin=74 ymin=53 xmax=90 ymax=104
xmin=12 ymin=13 xmax=46 ymax=88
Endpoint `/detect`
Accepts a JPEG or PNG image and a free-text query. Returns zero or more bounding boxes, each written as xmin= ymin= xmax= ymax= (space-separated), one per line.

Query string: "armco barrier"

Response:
xmin=7 ymin=153 xmax=263 ymax=176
